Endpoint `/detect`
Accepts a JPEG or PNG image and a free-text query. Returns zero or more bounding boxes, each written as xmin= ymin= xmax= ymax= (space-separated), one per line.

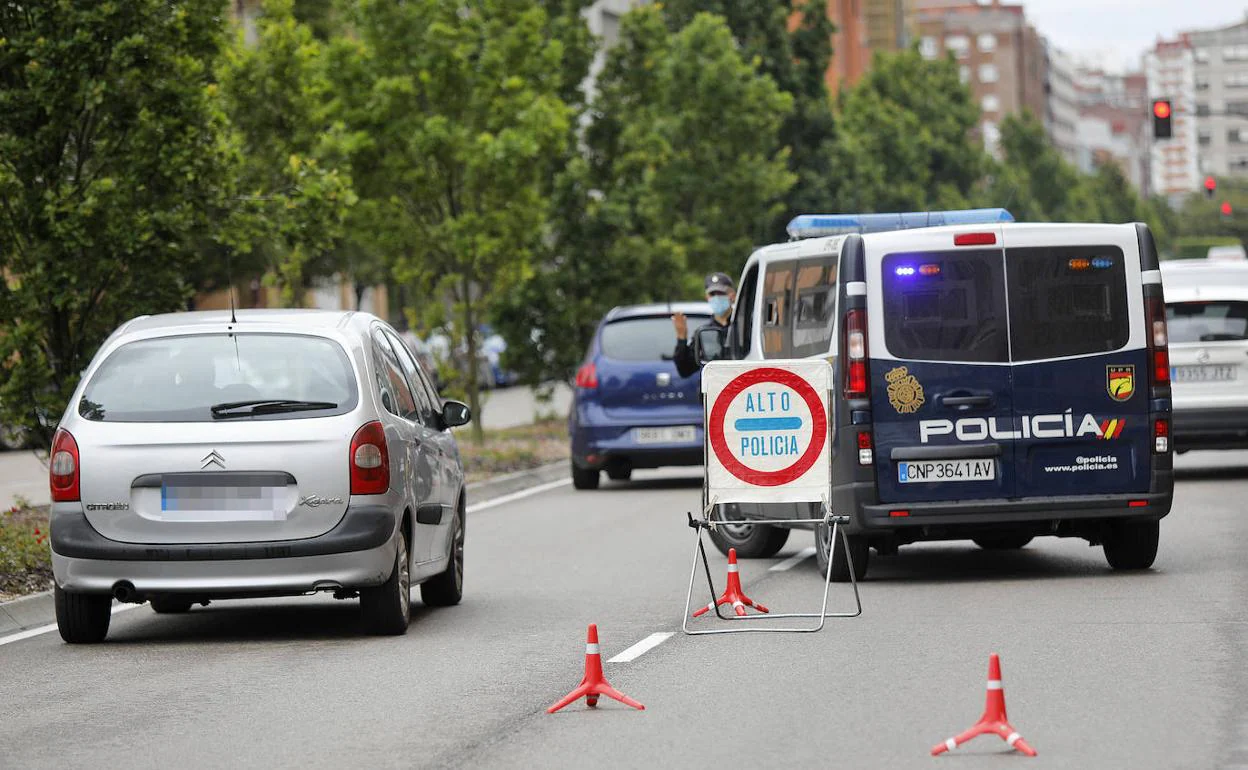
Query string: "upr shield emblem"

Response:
xmin=1107 ymin=365 xmax=1135 ymax=402
xmin=886 ymin=366 xmax=925 ymax=414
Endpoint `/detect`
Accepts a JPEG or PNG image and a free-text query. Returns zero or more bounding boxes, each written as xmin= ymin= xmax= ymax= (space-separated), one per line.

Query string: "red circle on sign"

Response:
xmin=708 ymin=368 xmax=828 ymax=487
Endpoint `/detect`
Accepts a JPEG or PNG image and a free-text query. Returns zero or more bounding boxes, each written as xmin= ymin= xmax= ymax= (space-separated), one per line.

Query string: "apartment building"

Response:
xmin=1045 ymin=45 xmax=1080 ymax=163
xmin=1189 ymin=14 xmax=1248 ymax=178
xmin=864 ymin=0 xmax=918 ymax=55
xmin=916 ymin=0 xmax=1047 ymax=153
xmin=1146 ymin=36 xmax=1201 ymax=198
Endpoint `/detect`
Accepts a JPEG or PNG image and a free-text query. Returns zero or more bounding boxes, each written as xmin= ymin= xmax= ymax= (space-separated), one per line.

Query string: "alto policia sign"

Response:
xmin=701 ymin=360 xmax=832 ymax=504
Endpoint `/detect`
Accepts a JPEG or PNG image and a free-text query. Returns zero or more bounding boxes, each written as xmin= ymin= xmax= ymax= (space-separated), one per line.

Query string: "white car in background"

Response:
xmin=1162 ymin=260 xmax=1248 ymax=452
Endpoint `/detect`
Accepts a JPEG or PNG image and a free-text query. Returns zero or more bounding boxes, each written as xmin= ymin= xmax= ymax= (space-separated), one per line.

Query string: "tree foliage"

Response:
xmin=0 ymin=0 xmax=236 ymax=445
xmin=495 ymin=8 xmax=795 ymax=386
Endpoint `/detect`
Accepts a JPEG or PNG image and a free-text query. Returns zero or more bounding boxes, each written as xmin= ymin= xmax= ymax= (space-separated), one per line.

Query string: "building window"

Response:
xmin=1232 ymin=128 xmax=1248 ymax=144
xmin=982 ymin=94 xmax=1000 ymax=113
xmin=1194 ymin=48 xmax=1210 ymax=63
xmin=920 ymin=36 xmax=938 ymax=59
xmin=1196 ymin=76 xmax=1210 ymax=91
xmin=1198 ymin=129 xmax=1212 ymax=146
xmin=979 ymin=64 xmax=999 ymax=84
xmin=1228 ymin=72 xmax=1248 ymax=88
xmin=1196 ymin=103 xmax=1211 ymax=117
xmin=945 ymin=35 xmax=970 ymax=58
xmin=977 ymin=33 xmax=996 ymax=53
xmin=1225 ymin=45 xmax=1248 ymax=62
xmin=1230 ymin=101 xmax=1248 ymax=117
xmin=959 ymin=65 xmax=970 ymax=84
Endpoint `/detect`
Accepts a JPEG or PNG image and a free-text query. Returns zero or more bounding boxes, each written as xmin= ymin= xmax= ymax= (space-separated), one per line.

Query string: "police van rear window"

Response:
xmin=881 ymin=251 xmax=1008 ymax=363
xmin=1006 ymin=246 xmax=1129 ymax=360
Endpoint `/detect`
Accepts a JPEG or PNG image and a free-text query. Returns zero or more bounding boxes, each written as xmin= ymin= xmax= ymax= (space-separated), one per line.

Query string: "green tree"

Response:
xmin=0 ymin=0 xmax=236 ymax=446
xmin=831 ymin=49 xmax=985 ymax=212
xmin=330 ymin=0 xmax=573 ymax=442
xmin=984 ymin=111 xmax=1095 ymax=221
xmin=496 ymin=8 xmax=795 ymax=386
xmin=219 ymin=0 xmax=356 ymax=307
xmin=662 ymin=0 xmax=836 ymax=237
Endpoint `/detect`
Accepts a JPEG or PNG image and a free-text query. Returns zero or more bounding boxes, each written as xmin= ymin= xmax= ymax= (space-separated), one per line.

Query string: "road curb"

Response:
xmin=0 ymin=460 xmax=570 ymax=636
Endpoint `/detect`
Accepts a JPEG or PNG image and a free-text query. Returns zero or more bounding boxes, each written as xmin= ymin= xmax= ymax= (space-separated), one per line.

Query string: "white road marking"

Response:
xmin=466 ymin=479 xmax=571 ymax=514
xmin=0 ymin=480 xmax=570 ymax=649
xmin=0 ymin=602 xmax=141 ymax=647
xmin=607 ymin=632 xmax=673 ymax=663
xmin=769 ymin=546 xmax=816 ymax=572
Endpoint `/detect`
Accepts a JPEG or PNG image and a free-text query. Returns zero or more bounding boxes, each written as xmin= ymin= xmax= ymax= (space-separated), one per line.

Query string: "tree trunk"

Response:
xmin=461 ymin=278 xmax=485 ymax=445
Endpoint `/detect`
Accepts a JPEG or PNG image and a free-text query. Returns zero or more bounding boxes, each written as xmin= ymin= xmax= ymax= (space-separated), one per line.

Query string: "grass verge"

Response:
xmin=0 ymin=499 xmax=52 ymax=601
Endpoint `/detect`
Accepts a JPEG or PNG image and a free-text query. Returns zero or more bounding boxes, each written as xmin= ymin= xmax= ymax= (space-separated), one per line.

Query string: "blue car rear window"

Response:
xmin=601 ymin=316 xmax=710 ymax=361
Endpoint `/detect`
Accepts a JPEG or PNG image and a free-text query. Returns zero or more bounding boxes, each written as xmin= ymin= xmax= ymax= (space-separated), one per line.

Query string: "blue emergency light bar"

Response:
xmin=785 ymin=208 xmax=1015 ymax=241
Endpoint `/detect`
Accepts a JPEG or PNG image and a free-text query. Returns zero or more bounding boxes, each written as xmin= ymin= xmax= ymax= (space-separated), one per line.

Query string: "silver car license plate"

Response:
xmin=634 ymin=426 xmax=697 ymax=445
xmin=1173 ymin=364 xmax=1236 ymax=383
xmin=160 ymin=472 xmax=289 ymax=521
xmin=898 ymin=459 xmax=995 ymax=483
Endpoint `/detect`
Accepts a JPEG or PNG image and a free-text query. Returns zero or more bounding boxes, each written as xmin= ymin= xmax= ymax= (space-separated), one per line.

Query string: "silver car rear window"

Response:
xmin=78 ymin=333 xmax=359 ymax=422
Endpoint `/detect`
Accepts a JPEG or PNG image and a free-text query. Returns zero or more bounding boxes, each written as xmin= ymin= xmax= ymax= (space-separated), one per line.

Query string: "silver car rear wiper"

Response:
xmin=210 ymin=399 xmax=339 ymax=418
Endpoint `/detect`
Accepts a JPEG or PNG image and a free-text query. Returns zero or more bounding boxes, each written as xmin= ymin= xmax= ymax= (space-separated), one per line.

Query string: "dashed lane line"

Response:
xmin=0 ymin=602 xmax=142 ymax=647
xmin=607 ymin=632 xmax=674 ymax=663
xmin=466 ymin=479 xmax=572 ymax=514
xmin=769 ymin=546 xmax=816 ymax=572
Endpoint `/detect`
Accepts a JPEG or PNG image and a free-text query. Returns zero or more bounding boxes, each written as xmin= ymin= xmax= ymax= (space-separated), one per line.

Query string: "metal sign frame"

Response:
xmin=683 ymin=369 xmax=863 ymax=635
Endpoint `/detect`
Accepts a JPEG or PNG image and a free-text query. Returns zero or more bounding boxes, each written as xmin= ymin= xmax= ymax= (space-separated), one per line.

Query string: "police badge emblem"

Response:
xmin=885 ymin=366 xmax=925 ymax=414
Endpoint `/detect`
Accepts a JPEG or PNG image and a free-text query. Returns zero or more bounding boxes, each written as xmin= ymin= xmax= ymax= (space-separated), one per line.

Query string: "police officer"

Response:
xmin=672 ymin=272 xmax=736 ymax=378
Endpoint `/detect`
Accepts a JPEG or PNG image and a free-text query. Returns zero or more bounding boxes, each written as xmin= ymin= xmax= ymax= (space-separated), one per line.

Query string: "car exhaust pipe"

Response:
xmin=112 ymin=581 xmax=141 ymax=604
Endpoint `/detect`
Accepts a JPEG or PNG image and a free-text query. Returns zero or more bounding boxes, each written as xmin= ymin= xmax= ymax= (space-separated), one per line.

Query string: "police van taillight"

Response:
xmin=842 ymin=308 xmax=869 ymax=400
xmin=1153 ymin=418 xmax=1170 ymax=454
xmin=1146 ymin=296 xmax=1169 ymax=386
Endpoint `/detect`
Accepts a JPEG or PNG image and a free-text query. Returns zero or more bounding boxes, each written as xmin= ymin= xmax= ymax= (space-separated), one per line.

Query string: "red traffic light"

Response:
xmin=1153 ymin=100 xmax=1172 ymax=119
xmin=1206 ymin=176 xmax=1217 ymax=192
xmin=1222 ymin=201 xmax=1234 ymax=217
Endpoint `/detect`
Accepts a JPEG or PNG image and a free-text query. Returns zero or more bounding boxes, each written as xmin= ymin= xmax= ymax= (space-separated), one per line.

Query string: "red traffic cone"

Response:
xmin=931 ymin=653 xmax=1036 ymax=757
xmin=547 ymin=624 xmax=645 ymax=714
xmin=692 ymin=547 xmax=770 ymax=618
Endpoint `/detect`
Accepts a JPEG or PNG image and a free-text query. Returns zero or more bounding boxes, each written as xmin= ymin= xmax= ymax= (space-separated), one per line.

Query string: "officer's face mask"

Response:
xmin=709 ymin=294 xmax=731 ymax=316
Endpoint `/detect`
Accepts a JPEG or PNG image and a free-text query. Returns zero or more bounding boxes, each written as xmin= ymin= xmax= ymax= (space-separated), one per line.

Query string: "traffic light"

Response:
xmin=1152 ymin=99 xmax=1173 ymax=140
xmin=1222 ymin=201 xmax=1234 ymax=220
xmin=1205 ymin=176 xmax=1217 ymax=200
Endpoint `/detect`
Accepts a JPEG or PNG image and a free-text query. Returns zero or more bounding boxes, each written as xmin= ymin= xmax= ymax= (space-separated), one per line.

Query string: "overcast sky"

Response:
xmin=1024 ymin=1 xmax=1246 ymax=71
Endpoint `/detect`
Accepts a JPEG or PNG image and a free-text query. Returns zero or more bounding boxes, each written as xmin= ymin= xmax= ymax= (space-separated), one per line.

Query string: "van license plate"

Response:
xmin=634 ymin=426 xmax=697 ymax=445
xmin=898 ymin=460 xmax=995 ymax=483
xmin=1172 ymin=364 xmax=1236 ymax=383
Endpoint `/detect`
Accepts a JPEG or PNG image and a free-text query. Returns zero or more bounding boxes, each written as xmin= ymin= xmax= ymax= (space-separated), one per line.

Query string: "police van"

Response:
xmin=697 ymin=209 xmax=1174 ymax=581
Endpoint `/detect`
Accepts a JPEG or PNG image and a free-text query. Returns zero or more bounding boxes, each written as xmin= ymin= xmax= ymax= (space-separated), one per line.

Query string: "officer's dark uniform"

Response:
xmin=673 ymin=272 xmax=734 ymax=378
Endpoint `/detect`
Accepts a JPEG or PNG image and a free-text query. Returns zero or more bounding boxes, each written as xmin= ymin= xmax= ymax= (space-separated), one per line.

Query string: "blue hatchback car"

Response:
xmin=570 ymin=303 xmax=711 ymax=489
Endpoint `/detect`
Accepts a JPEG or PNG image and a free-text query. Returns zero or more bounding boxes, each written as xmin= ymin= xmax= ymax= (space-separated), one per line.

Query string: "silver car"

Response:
xmin=49 ymin=310 xmax=470 ymax=643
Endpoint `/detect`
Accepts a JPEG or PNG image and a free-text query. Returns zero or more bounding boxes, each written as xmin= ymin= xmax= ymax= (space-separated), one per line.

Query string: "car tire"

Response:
xmin=55 ymin=585 xmax=111 ymax=644
xmin=150 ymin=596 xmax=194 ymax=614
xmin=973 ymin=535 xmax=1034 ymax=550
xmin=421 ymin=505 xmax=464 ymax=608
xmin=571 ymin=462 xmax=600 ymax=490
xmin=1103 ymin=518 xmax=1159 ymax=570
xmin=814 ymin=523 xmax=870 ymax=583
xmin=606 ymin=466 xmax=632 ymax=482
xmin=361 ymin=528 xmax=412 ymax=636
xmin=707 ymin=505 xmax=790 ymax=558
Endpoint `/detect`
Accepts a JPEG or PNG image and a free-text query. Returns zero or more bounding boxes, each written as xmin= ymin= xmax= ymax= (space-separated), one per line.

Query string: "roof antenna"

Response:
xmin=226 ymin=250 xmax=238 ymax=324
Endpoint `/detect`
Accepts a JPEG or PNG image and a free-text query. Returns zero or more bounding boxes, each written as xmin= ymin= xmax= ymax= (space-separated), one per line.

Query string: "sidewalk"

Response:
xmin=0 ymin=451 xmax=47 ymax=509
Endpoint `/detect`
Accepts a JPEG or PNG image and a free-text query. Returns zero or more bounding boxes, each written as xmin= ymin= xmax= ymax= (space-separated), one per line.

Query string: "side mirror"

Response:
xmin=694 ymin=326 xmax=728 ymax=365
xmin=441 ymin=400 xmax=472 ymax=429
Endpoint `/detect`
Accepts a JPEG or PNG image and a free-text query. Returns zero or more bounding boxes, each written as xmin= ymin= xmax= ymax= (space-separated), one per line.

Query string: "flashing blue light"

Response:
xmin=786 ymin=208 xmax=1015 ymax=240
xmin=895 ymin=266 xmax=916 ymax=277
xmin=1091 ymin=257 xmax=1113 ymax=269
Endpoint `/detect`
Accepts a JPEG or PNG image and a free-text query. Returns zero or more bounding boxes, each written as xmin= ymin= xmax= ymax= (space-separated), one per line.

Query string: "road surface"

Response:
xmin=1 ymin=451 xmax=1245 ymax=768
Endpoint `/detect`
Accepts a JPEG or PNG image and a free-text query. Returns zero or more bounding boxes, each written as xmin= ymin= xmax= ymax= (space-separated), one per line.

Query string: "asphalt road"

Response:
xmin=2 ymin=451 xmax=1247 ymax=769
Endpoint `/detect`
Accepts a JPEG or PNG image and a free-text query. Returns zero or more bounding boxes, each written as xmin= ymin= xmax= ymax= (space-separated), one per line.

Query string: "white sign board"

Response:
xmin=701 ymin=359 xmax=832 ymax=504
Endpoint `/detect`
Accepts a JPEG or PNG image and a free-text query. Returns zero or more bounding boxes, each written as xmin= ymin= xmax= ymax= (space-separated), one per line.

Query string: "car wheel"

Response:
xmin=814 ymin=523 xmax=869 ymax=583
xmin=973 ymin=534 xmax=1034 ymax=550
xmin=707 ymin=504 xmax=790 ymax=558
xmin=149 ymin=596 xmax=194 ymax=614
xmin=606 ymin=466 xmax=632 ymax=482
xmin=1103 ymin=518 xmax=1159 ymax=570
xmin=55 ymin=585 xmax=111 ymax=644
xmin=421 ymin=505 xmax=464 ymax=607
xmin=571 ymin=462 xmax=600 ymax=490
xmin=361 ymin=528 xmax=412 ymax=635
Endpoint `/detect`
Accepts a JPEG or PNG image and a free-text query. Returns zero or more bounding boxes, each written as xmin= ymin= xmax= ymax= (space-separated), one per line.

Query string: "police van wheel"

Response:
xmin=815 ymin=524 xmax=869 ymax=583
xmin=1103 ymin=518 xmax=1159 ymax=570
xmin=973 ymin=534 xmax=1033 ymax=550
xmin=707 ymin=507 xmax=789 ymax=559
xmin=571 ymin=463 xmax=600 ymax=490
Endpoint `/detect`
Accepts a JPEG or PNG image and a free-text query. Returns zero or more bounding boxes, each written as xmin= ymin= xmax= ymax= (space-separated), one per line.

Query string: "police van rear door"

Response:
xmin=867 ymin=226 xmax=1016 ymax=503
xmin=1002 ymin=224 xmax=1151 ymax=496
